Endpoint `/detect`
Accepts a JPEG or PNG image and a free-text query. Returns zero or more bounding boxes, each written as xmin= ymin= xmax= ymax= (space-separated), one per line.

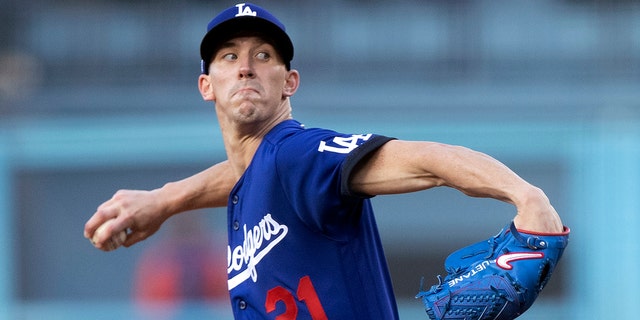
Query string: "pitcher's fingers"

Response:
xmin=84 ymin=201 xmax=120 ymax=239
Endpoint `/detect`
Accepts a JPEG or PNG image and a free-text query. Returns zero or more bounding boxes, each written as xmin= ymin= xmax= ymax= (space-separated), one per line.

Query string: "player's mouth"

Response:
xmin=232 ymin=84 xmax=261 ymax=97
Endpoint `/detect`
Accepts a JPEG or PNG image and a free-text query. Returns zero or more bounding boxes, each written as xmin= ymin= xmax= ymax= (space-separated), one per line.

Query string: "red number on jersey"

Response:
xmin=265 ymin=275 xmax=328 ymax=320
xmin=265 ymin=286 xmax=298 ymax=319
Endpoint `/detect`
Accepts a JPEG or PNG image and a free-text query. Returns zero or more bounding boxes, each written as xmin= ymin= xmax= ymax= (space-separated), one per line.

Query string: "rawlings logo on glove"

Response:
xmin=416 ymin=221 xmax=570 ymax=320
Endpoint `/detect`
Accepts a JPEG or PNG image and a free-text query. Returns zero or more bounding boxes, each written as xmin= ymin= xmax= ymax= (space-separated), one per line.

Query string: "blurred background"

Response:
xmin=1 ymin=0 xmax=638 ymax=319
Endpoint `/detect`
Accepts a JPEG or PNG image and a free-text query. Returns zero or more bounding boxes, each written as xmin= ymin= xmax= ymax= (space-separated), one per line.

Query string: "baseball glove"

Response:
xmin=416 ymin=221 xmax=570 ymax=320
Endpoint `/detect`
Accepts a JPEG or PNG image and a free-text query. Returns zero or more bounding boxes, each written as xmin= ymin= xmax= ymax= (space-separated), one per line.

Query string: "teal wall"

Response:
xmin=2 ymin=114 xmax=638 ymax=319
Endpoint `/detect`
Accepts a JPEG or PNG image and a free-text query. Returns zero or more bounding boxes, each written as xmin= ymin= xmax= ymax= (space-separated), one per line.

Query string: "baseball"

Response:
xmin=92 ymin=219 xmax=127 ymax=251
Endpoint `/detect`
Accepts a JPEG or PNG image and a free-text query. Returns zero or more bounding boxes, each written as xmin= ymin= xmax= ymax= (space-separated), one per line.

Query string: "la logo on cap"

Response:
xmin=235 ymin=3 xmax=257 ymax=17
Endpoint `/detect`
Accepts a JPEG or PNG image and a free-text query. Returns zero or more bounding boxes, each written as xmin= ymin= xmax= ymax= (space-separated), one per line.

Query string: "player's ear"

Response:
xmin=198 ymin=74 xmax=215 ymax=101
xmin=282 ymin=69 xmax=300 ymax=98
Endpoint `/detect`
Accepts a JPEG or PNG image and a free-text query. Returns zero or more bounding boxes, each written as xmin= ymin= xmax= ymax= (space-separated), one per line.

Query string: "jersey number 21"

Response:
xmin=265 ymin=275 xmax=328 ymax=320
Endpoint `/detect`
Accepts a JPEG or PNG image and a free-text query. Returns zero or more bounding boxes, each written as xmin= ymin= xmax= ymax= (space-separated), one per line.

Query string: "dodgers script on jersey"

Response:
xmin=226 ymin=120 xmax=398 ymax=319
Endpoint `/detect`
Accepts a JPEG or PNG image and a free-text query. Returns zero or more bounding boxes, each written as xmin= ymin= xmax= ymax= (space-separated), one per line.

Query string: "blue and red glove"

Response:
xmin=417 ymin=221 xmax=570 ymax=320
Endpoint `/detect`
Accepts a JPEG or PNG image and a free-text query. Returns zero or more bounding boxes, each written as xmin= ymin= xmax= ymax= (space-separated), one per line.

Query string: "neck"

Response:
xmin=217 ymin=102 xmax=293 ymax=178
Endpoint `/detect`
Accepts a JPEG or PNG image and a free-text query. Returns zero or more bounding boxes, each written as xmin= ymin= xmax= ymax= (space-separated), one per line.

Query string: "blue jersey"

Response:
xmin=226 ymin=119 xmax=398 ymax=319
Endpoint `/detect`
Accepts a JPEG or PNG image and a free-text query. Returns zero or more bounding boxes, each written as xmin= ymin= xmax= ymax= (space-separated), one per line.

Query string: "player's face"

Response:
xmin=202 ymin=36 xmax=298 ymax=127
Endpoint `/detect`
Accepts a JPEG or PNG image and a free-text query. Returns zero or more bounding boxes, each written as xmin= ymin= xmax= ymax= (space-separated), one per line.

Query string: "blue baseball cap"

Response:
xmin=200 ymin=3 xmax=294 ymax=74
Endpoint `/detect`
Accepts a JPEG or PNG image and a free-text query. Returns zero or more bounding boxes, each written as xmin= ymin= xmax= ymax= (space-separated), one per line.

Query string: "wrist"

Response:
xmin=513 ymin=186 xmax=563 ymax=233
xmin=514 ymin=185 xmax=549 ymax=211
xmin=155 ymin=181 xmax=190 ymax=219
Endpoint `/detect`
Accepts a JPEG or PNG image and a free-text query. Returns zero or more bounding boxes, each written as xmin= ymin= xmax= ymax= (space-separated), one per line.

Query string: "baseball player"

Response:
xmin=85 ymin=3 xmax=565 ymax=319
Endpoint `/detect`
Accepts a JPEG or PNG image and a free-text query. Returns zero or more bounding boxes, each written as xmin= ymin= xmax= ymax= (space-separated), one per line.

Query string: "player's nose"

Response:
xmin=238 ymin=57 xmax=255 ymax=79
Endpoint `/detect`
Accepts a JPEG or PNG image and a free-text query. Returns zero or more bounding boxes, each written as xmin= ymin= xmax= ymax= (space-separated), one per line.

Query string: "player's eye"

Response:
xmin=256 ymin=52 xmax=270 ymax=61
xmin=222 ymin=53 xmax=238 ymax=61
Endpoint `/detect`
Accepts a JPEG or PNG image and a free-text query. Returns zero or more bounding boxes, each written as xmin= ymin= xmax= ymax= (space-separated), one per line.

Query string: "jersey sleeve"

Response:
xmin=274 ymin=129 xmax=394 ymax=235
xmin=340 ymin=134 xmax=395 ymax=198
